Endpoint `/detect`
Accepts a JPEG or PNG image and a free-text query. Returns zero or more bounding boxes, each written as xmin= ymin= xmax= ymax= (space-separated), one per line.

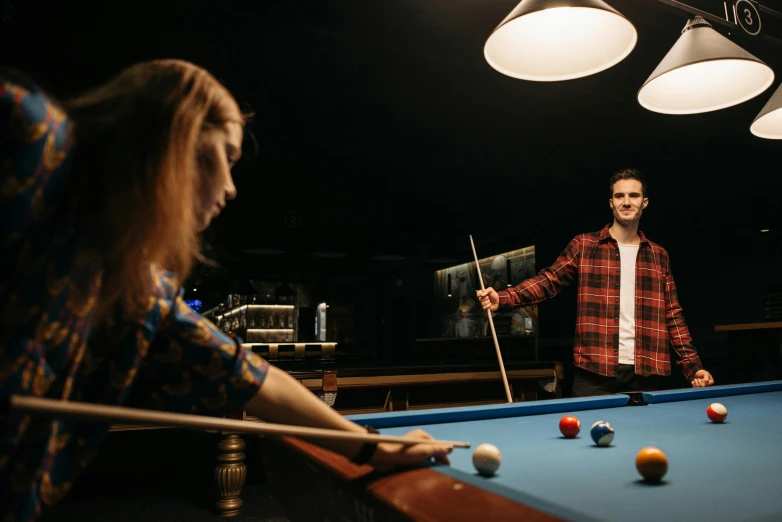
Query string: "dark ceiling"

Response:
xmin=3 ymin=0 xmax=782 ymax=282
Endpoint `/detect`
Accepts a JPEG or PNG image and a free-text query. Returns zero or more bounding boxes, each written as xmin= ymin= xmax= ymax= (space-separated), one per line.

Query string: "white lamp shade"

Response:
xmin=751 ymin=83 xmax=782 ymax=139
xmin=638 ymin=18 xmax=774 ymax=114
xmin=484 ymin=0 xmax=637 ymax=82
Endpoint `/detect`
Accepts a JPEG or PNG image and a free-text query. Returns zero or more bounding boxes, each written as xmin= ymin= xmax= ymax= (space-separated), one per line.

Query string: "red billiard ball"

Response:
xmin=559 ymin=415 xmax=581 ymax=438
xmin=707 ymin=403 xmax=728 ymax=423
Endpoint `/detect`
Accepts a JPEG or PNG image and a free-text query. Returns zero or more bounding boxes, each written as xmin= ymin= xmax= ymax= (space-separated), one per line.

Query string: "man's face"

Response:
xmin=609 ymin=179 xmax=648 ymax=224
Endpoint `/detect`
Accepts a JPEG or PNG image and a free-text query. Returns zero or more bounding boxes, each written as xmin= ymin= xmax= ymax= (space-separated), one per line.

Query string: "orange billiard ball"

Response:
xmin=636 ymin=447 xmax=668 ymax=482
xmin=559 ymin=415 xmax=581 ymax=438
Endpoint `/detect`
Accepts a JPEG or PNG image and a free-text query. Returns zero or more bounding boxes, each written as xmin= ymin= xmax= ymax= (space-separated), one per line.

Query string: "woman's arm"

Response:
xmin=243 ymin=364 xmax=452 ymax=467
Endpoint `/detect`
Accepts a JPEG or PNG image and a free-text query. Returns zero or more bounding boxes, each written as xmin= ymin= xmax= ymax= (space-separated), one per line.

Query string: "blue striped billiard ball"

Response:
xmin=590 ymin=421 xmax=614 ymax=447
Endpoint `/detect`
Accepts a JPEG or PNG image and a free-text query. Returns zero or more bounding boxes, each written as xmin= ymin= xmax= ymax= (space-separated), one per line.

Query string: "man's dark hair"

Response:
xmin=609 ymin=168 xmax=647 ymax=198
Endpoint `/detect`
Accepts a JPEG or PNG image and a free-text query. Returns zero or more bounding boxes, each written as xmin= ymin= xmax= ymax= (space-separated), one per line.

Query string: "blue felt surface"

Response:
xmin=375 ymin=390 xmax=782 ymax=522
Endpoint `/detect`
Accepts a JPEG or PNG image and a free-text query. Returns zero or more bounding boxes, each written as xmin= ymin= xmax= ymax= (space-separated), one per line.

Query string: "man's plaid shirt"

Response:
xmin=497 ymin=225 xmax=703 ymax=380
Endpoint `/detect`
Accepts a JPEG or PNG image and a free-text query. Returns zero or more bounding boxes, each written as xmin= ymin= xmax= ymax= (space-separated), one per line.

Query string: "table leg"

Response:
xmin=391 ymin=388 xmax=409 ymax=411
xmin=215 ymin=433 xmax=247 ymax=517
xmin=555 ymin=362 xmax=565 ymax=398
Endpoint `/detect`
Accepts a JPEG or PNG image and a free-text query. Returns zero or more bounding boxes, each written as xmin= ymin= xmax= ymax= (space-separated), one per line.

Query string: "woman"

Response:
xmin=0 ymin=60 xmax=452 ymax=522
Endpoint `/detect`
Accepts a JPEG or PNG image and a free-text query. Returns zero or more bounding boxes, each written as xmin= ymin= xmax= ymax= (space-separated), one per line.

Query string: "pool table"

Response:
xmin=262 ymin=381 xmax=782 ymax=522
xmin=112 ymin=360 xmax=562 ymax=517
xmin=277 ymin=359 xmax=563 ymax=413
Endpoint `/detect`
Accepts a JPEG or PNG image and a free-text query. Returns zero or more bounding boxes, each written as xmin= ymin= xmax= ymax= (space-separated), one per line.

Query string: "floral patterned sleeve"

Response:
xmin=138 ymin=270 xmax=270 ymax=415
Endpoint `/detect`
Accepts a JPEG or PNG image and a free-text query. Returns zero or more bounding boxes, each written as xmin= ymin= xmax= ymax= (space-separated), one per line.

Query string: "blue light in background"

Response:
xmin=185 ymin=299 xmax=203 ymax=312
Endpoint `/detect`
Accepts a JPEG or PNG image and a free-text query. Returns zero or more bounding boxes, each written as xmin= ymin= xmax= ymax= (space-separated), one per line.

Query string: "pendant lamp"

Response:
xmin=637 ymin=16 xmax=774 ymax=114
xmin=484 ymin=0 xmax=637 ymax=82
xmin=750 ymin=83 xmax=782 ymax=139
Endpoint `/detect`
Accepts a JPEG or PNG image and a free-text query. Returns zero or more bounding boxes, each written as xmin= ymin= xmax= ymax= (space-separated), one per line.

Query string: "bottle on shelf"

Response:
xmin=215 ymin=304 xmax=225 ymax=329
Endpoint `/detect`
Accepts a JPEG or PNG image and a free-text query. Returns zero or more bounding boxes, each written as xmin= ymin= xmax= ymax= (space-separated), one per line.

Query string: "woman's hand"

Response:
xmin=369 ymin=428 xmax=452 ymax=470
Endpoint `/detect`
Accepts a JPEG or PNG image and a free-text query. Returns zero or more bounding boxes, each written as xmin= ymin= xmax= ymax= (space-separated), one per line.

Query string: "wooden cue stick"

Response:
xmin=2 ymin=395 xmax=470 ymax=448
xmin=469 ymin=235 xmax=513 ymax=403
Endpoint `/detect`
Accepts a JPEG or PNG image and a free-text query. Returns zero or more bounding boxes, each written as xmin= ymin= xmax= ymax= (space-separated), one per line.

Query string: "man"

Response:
xmin=477 ymin=169 xmax=714 ymax=396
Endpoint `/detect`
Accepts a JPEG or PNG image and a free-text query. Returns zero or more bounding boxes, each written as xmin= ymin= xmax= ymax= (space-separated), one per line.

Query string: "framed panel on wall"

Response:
xmin=432 ymin=246 xmax=537 ymax=339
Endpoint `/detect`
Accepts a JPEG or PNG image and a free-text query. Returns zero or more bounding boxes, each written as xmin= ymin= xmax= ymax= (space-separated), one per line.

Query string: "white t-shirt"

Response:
xmin=617 ymin=242 xmax=639 ymax=365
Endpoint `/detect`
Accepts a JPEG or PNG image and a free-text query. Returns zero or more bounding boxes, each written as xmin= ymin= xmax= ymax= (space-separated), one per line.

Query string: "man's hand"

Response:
xmin=691 ymin=369 xmax=714 ymax=388
xmin=476 ymin=288 xmax=499 ymax=312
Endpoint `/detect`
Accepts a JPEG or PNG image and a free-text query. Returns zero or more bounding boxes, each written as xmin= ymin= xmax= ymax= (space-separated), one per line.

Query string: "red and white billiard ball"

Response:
xmin=707 ymin=403 xmax=728 ymax=423
xmin=559 ymin=415 xmax=581 ymax=438
xmin=636 ymin=447 xmax=668 ymax=482
xmin=473 ymin=443 xmax=501 ymax=476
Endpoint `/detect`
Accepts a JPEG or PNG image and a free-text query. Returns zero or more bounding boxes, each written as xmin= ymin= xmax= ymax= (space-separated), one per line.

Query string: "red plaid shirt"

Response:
xmin=497 ymin=225 xmax=703 ymax=380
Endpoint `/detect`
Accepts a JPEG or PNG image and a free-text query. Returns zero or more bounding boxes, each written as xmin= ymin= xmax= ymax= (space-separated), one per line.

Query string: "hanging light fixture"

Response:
xmin=638 ymin=16 xmax=774 ymax=115
xmin=484 ymin=0 xmax=637 ymax=82
xmin=751 ymin=83 xmax=782 ymax=139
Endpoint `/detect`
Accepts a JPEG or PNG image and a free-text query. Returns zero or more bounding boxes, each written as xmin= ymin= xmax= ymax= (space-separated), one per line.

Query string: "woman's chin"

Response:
xmin=196 ymin=215 xmax=211 ymax=232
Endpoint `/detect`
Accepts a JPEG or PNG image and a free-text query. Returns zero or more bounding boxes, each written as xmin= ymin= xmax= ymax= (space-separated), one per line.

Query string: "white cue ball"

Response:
xmin=472 ymin=443 xmax=501 ymax=476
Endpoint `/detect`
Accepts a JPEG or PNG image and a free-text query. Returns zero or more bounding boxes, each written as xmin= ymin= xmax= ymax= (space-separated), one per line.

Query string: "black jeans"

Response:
xmin=571 ymin=365 xmax=661 ymax=398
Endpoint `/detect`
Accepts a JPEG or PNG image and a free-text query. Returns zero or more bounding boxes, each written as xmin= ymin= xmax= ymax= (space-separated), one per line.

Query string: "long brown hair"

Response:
xmin=64 ymin=59 xmax=244 ymax=322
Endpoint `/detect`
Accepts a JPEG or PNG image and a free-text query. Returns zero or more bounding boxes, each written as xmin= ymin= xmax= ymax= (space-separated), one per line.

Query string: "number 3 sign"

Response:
xmin=735 ymin=0 xmax=762 ymax=35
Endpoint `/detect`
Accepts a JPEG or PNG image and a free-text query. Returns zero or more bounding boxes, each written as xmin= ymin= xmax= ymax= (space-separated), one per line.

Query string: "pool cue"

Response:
xmin=1 ymin=395 xmax=470 ymax=448
xmin=469 ymin=235 xmax=512 ymax=403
